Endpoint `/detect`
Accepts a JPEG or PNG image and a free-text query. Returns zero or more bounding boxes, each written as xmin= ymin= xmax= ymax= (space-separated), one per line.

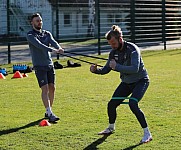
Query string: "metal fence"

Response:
xmin=0 ymin=0 xmax=181 ymax=64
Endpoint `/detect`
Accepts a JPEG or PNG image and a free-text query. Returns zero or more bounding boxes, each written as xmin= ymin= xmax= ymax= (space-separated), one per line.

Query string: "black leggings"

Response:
xmin=108 ymin=78 xmax=149 ymax=128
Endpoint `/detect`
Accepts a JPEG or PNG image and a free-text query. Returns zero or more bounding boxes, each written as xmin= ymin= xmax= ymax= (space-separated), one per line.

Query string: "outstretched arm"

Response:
xmin=48 ymin=31 xmax=64 ymax=54
xmin=27 ymin=32 xmax=55 ymax=52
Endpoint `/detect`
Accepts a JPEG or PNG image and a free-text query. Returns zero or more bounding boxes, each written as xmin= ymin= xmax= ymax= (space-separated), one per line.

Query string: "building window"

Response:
xmin=64 ymin=13 xmax=71 ymax=27
xmin=82 ymin=14 xmax=88 ymax=26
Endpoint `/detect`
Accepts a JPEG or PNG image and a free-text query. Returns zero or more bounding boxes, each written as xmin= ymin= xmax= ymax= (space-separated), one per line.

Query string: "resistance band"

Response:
xmin=111 ymin=97 xmax=139 ymax=104
xmin=60 ymin=53 xmax=103 ymax=67
xmin=64 ymin=51 xmax=108 ymax=61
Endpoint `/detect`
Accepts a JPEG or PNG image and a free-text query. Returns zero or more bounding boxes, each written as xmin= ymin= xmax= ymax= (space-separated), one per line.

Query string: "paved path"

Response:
xmin=0 ymin=40 xmax=181 ymax=65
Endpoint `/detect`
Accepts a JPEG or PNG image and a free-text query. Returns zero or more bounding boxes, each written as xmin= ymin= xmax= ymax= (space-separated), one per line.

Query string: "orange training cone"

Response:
xmin=39 ymin=119 xmax=51 ymax=127
xmin=12 ymin=71 xmax=23 ymax=79
xmin=0 ymin=73 xmax=6 ymax=79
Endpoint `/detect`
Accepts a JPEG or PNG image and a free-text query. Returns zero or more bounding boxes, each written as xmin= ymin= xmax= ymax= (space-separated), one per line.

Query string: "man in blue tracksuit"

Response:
xmin=26 ymin=13 xmax=64 ymax=122
xmin=90 ymin=25 xmax=152 ymax=143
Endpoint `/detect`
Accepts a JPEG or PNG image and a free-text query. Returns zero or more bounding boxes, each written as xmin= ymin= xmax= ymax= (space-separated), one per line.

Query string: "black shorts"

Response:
xmin=34 ymin=65 xmax=55 ymax=88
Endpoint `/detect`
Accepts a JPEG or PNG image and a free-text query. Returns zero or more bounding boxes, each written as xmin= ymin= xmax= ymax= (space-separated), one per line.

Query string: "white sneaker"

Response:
xmin=48 ymin=114 xmax=60 ymax=122
xmin=140 ymin=132 xmax=153 ymax=144
xmin=98 ymin=128 xmax=115 ymax=135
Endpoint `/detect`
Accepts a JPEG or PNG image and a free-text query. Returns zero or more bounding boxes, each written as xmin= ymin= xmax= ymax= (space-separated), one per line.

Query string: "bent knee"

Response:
xmin=129 ymin=101 xmax=139 ymax=113
xmin=108 ymin=100 xmax=121 ymax=109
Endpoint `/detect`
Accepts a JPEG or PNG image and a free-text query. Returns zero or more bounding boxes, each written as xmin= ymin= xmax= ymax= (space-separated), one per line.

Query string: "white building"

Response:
xmin=0 ymin=0 xmax=129 ymax=39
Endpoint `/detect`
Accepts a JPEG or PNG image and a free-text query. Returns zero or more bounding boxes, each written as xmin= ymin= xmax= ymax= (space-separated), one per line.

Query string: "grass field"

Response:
xmin=0 ymin=49 xmax=181 ymax=150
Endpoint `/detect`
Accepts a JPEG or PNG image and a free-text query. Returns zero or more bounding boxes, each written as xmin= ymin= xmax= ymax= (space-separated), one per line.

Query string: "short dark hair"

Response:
xmin=105 ymin=25 xmax=123 ymax=40
xmin=30 ymin=13 xmax=41 ymax=21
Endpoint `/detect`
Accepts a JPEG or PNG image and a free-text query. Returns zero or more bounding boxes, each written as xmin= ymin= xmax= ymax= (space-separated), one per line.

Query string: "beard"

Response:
xmin=33 ymin=24 xmax=42 ymax=30
xmin=116 ymin=42 xmax=122 ymax=50
xmin=35 ymin=27 xmax=41 ymax=30
xmin=34 ymin=26 xmax=42 ymax=30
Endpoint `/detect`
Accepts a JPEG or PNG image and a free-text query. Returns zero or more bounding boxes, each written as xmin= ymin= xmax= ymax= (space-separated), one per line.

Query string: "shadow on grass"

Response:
xmin=83 ymin=134 xmax=111 ymax=150
xmin=122 ymin=143 xmax=142 ymax=150
xmin=83 ymin=134 xmax=143 ymax=150
xmin=0 ymin=118 xmax=43 ymax=136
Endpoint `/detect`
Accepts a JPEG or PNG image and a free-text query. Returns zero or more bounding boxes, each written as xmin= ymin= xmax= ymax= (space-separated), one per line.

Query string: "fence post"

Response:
xmin=7 ymin=0 xmax=11 ymax=64
xmin=95 ymin=0 xmax=101 ymax=55
xmin=162 ymin=0 xmax=166 ymax=50
xmin=8 ymin=43 xmax=11 ymax=64
xmin=56 ymin=0 xmax=60 ymax=59
xmin=7 ymin=0 xmax=10 ymax=35
xmin=130 ymin=0 xmax=135 ymax=43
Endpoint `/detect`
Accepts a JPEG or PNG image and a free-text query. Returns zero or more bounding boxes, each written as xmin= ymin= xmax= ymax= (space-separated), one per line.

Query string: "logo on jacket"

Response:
xmin=114 ymin=54 xmax=118 ymax=61
xmin=124 ymin=53 xmax=127 ymax=60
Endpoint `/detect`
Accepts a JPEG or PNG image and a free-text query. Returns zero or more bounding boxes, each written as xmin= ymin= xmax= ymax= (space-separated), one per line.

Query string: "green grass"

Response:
xmin=0 ymin=49 xmax=181 ymax=150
